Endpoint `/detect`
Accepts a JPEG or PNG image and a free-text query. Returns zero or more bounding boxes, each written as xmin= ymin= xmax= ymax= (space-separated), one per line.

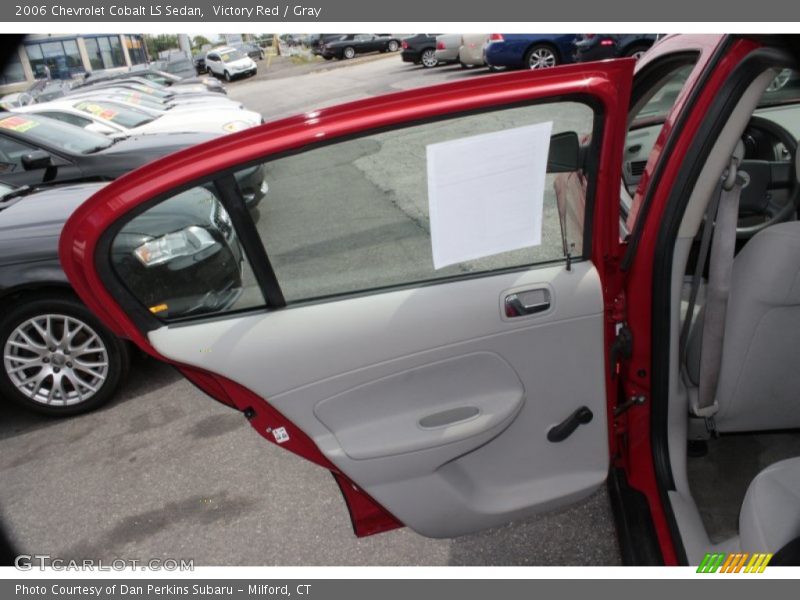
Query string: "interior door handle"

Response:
xmin=504 ymin=289 xmax=551 ymax=317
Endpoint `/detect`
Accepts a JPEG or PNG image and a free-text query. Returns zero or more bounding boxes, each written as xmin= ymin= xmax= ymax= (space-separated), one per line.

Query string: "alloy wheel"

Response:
xmin=3 ymin=314 xmax=109 ymax=407
xmin=528 ymin=47 xmax=557 ymax=69
xmin=421 ymin=49 xmax=438 ymax=68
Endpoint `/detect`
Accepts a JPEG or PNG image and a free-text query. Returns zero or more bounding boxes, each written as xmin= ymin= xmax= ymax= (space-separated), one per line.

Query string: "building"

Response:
xmin=0 ymin=34 xmax=148 ymax=95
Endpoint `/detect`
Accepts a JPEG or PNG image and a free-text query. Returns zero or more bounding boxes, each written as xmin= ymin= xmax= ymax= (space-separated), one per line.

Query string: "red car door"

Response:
xmin=60 ymin=61 xmax=635 ymax=541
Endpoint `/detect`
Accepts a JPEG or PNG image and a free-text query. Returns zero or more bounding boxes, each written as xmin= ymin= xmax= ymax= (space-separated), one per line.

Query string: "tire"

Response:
xmin=387 ymin=40 xmax=399 ymax=52
xmin=524 ymin=44 xmax=559 ymax=69
xmin=323 ymin=55 xmax=333 ymax=60
xmin=0 ymin=294 xmax=129 ymax=417
xmin=224 ymin=70 xmax=232 ymax=82
xmin=623 ymin=44 xmax=650 ymax=60
xmin=343 ymin=46 xmax=356 ymax=59
xmin=420 ymin=48 xmax=438 ymax=68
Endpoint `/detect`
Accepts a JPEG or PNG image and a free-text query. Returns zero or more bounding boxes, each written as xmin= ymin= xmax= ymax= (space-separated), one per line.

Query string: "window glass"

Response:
xmin=0 ymin=50 xmax=25 ymax=85
xmin=219 ymin=50 xmax=246 ymax=62
xmin=234 ymin=102 xmax=593 ymax=304
xmin=111 ymin=186 xmax=265 ymax=321
xmin=25 ymin=39 xmax=84 ymax=80
xmin=84 ymin=36 xmax=126 ymax=71
xmin=0 ymin=113 xmax=111 ymax=154
xmin=73 ymin=100 xmax=154 ymax=128
xmin=622 ymin=60 xmax=697 ymax=235
xmin=0 ymin=136 xmax=35 ymax=172
xmin=38 ymin=111 xmax=94 ymax=129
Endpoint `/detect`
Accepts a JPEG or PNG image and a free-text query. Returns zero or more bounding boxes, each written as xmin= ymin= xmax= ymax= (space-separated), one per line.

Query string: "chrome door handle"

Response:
xmin=504 ymin=289 xmax=551 ymax=317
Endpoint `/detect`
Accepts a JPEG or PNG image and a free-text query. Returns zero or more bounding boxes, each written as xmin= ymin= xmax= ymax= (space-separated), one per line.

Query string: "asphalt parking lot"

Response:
xmin=0 ymin=55 xmax=621 ymax=566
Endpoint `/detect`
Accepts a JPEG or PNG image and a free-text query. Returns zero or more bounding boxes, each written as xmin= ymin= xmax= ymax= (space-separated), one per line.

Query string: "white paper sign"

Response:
xmin=427 ymin=121 xmax=553 ymax=269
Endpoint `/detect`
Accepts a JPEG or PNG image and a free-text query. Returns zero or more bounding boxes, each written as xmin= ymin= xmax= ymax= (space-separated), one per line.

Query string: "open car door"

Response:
xmin=60 ymin=61 xmax=633 ymax=538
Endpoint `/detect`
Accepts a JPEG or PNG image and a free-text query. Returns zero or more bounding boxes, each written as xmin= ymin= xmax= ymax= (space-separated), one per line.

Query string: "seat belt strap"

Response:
xmin=692 ymin=163 xmax=743 ymax=418
xmin=679 ymin=180 xmax=721 ymax=367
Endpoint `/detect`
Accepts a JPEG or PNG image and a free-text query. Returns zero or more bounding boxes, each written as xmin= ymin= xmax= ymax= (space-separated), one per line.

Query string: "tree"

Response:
xmin=144 ymin=34 xmax=179 ymax=57
xmin=192 ymin=35 xmax=212 ymax=50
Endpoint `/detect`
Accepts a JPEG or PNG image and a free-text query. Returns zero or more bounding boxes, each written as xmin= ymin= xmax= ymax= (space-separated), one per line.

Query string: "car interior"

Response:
xmin=628 ymin=53 xmax=800 ymax=562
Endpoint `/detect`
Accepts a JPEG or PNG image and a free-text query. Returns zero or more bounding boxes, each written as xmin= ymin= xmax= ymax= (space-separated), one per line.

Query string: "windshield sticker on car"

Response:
xmin=124 ymin=92 xmax=141 ymax=105
xmin=76 ymin=102 xmax=117 ymax=120
xmin=0 ymin=116 xmax=40 ymax=133
xmin=426 ymin=121 xmax=552 ymax=269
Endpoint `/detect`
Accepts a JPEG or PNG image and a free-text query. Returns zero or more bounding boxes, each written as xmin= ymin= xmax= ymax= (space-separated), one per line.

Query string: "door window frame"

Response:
xmin=97 ymin=94 xmax=608 ymax=329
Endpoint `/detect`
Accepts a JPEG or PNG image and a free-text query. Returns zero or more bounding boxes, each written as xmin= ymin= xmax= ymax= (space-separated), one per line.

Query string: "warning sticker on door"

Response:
xmin=271 ymin=427 xmax=290 ymax=444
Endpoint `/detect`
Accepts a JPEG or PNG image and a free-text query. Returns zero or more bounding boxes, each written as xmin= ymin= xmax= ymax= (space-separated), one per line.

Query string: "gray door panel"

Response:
xmin=148 ymin=260 xmax=608 ymax=537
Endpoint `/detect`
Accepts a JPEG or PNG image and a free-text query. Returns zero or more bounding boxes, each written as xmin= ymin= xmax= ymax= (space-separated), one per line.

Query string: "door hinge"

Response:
xmin=614 ymin=394 xmax=646 ymax=416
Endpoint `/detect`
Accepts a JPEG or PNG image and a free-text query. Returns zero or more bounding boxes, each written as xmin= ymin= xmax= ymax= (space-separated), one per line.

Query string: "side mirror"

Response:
xmin=547 ymin=131 xmax=582 ymax=173
xmin=21 ymin=150 xmax=52 ymax=171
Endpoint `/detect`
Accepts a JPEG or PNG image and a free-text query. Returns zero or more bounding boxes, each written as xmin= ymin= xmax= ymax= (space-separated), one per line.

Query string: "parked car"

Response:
xmin=14 ymin=99 xmax=262 ymax=136
xmin=58 ymin=34 xmax=800 ymax=566
xmin=483 ymin=34 xmax=580 ymax=70
xmin=573 ymin=34 xmax=659 ymax=62
xmin=458 ymin=34 xmax=490 ymax=68
xmin=204 ymin=47 xmax=257 ymax=81
xmin=308 ymin=34 xmax=347 ymax=56
xmin=400 ymin=33 xmax=441 ymax=68
xmin=434 ymin=34 xmax=462 ymax=66
xmin=158 ymin=57 xmax=200 ymax=80
xmin=64 ymin=87 xmax=245 ymax=113
xmin=0 ymin=111 xmax=220 ymax=187
xmin=320 ymin=34 xmax=400 ymax=60
xmin=82 ymin=67 xmax=226 ymax=94
xmin=0 ymin=180 xmax=249 ymax=416
xmin=232 ymin=42 xmax=265 ymax=61
xmin=193 ymin=54 xmax=206 ymax=74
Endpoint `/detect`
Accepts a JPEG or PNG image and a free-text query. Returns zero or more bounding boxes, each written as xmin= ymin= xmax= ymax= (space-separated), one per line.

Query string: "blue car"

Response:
xmin=483 ymin=34 xmax=579 ymax=70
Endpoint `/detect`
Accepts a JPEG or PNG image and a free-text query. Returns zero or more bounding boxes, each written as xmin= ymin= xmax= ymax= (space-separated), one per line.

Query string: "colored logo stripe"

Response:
xmin=697 ymin=552 xmax=772 ymax=573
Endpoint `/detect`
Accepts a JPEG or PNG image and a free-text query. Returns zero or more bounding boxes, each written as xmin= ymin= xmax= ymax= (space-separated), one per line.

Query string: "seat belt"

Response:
xmin=690 ymin=150 xmax=745 ymax=420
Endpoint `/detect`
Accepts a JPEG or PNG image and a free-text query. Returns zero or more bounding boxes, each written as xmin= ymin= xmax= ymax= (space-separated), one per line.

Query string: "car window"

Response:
xmin=107 ymin=101 xmax=597 ymax=319
xmin=220 ymin=50 xmax=245 ymax=63
xmin=73 ymin=100 xmax=154 ymax=128
xmin=231 ymin=102 xmax=594 ymax=304
xmin=37 ymin=110 xmax=94 ymax=129
xmin=0 ymin=112 xmax=111 ymax=154
xmin=621 ymin=60 xmax=697 ymax=236
xmin=0 ymin=135 xmax=36 ymax=172
xmin=110 ymin=186 xmax=265 ymax=321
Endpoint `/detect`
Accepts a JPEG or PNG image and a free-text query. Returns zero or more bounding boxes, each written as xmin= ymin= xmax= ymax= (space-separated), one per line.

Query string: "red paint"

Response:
xmin=59 ymin=61 xmax=635 ymax=541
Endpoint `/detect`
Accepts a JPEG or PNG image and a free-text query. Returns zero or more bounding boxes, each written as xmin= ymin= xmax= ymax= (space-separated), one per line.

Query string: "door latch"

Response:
xmin=610 ymin=323 xmax=633 ymax=378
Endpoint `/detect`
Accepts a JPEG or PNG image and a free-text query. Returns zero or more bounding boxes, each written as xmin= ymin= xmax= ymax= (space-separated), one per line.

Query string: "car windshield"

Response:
xmin=73 ymin=100 xmax=155 ymax=128
xmin=219 ymin=50 xmax=246 ymax=62
xmin=757 ymin=69 xmax=800 ymax=107
xmin=0 ymin=112 xmax=112 ymax=153
xmin=0 ymin=181 xmax=16 ymax=199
